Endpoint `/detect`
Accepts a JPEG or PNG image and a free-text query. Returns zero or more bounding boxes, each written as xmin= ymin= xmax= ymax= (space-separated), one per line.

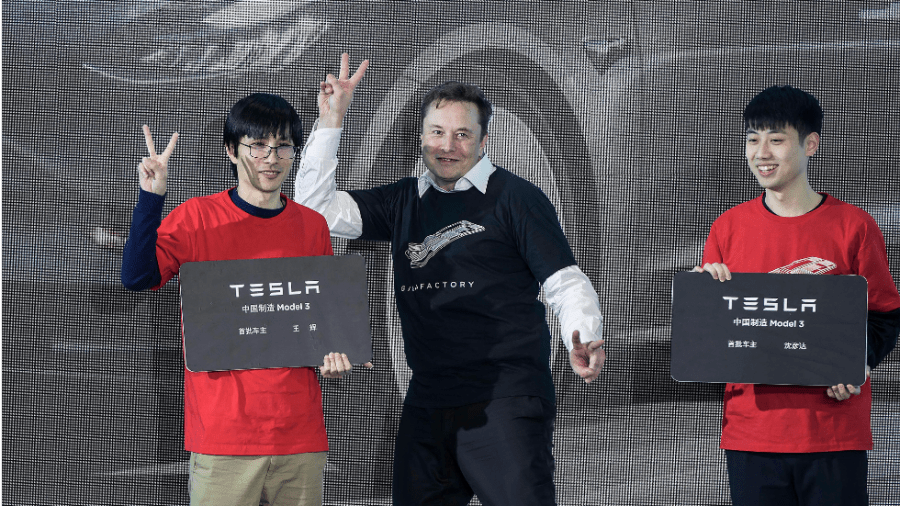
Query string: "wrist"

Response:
xmin=318 ymin=114 xmax=344 ymax=129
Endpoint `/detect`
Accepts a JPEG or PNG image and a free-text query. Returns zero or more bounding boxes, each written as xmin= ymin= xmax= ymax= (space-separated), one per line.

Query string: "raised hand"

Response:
xmin=569 ymin=330 xmax=606 ymax=384
xmin=139 ymin=125 xmax=179 ymax=196
xmin=318 ymin=53 xmax=369 ymax=128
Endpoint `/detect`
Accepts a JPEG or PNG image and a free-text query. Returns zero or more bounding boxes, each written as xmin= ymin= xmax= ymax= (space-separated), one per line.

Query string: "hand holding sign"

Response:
xmin=320 ymin=352 xmax=373 ymax=379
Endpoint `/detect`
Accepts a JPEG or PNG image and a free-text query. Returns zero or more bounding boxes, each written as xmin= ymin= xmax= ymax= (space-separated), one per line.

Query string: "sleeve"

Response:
xmin=293 ymin=125 xmax=364 ymax=239
xmin=856 ymin=214 xmax=900 ymax=313
xmin=856 ymin=214 xmax=900 ymax=368
xmin=868 ymin=308 xmax=900 ymax=369
xmin=515 ymin=189 xmax=577 ymax=284
xmin=544 ymin=265 xmax=604 ymax=351
xmin=700 ymin=220 xmax=724 ymax=265
xmin=347 ymin=180 xmax=410 ymax=242
xmin=120 ymin=189 xmax=165 ymax=291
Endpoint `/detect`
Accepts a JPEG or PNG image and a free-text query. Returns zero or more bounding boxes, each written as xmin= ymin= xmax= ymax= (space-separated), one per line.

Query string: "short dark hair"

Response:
xmin=420 ymin=81 xmax=492 ymax=139
xmin=744 ymin=85 xmax=823 ymax=142
xmin=224 ymin=93 xmax=303 ymax=179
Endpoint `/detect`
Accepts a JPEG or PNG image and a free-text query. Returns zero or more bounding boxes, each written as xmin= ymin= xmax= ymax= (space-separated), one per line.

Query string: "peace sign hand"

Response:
xmin=139 ymin=125 xmax=179 ymax=196
xmin=318 ymin=53 xmax=369 ymax=129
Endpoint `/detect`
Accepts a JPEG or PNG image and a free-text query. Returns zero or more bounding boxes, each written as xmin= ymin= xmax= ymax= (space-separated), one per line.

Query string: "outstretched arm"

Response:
xmin=545 ymin=265 xmax=606 ymax=383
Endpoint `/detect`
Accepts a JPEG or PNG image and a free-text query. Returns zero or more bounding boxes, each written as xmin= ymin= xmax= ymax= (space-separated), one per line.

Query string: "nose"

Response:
xmin=756 ymin=140 xmax=772 ymax=159
xmin=263 ymin=147 xmax=280 ymax=161
xmin=439 ymin=135 xmax=454 ymax=151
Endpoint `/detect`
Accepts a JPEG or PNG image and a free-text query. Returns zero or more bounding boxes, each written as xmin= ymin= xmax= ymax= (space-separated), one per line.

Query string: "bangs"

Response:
xmin=224 ymin=93 xmax=304 ymax=148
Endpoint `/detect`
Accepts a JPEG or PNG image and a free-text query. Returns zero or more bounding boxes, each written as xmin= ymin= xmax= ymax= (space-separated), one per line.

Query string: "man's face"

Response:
xmin=745 ymin=125 xmax=819 ymax=192
xmin=227 ymin=134 xmax=295 ymax=198
xmin=420 ymin=100 xmax=488 ymax=191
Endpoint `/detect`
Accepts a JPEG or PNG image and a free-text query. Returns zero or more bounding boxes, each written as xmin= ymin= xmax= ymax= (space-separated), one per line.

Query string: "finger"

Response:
xmin=338 ymin=353 xmax=352 ymax=373
xmin=587 ymin=339 xmax=605 ymax=351
xmin=847 ymin=384 xmax=860 ymax=396
xmin=571 ymin=330 xmax=581 ymax=348
xmin=364 ymin=362 xmax=374 ymax=369
xmin=348 ymin=59 xmax=369 ymax=86
xmin=826 ymin=387 xmax=836 ymax=399
xmin=321 ymin=355 xmax=334 ymax=377
xmin=719 ymin=264 xmax=732 ymax=281
xmin=692 ymin=266 xmax=703 ymax=272
xmin=139 ymin=162 xmax=153 ymax=180
xmin=319 ymin=81 xmax=333 ymax=95
xmin=585 ymin=349 xmax=606 ymax=383
xmin=831 ymin=384 xmax=848 ymax=400
xmin=339 ymin=52 xmax=350 ymax=81
xmin=326 ymin=353 xmax=339 ymax=374
xmin=143 ymin=125 xmax=157 ymax=157
xmin=160 ymin=132 xmax=179 ymax=161
xmin=142 ymin=157 xmax=156 ymax=174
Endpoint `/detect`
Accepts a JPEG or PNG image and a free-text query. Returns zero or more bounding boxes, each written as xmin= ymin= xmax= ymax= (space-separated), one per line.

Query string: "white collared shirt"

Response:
xmin=416 ymin=155 xmax=495 ymax=197
xmin=295 ymin=126 xmax=603 ymax=351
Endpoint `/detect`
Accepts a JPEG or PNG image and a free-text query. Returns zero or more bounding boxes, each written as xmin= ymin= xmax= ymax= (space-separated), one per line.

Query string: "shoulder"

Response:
xmin=167 ymin=191 xmax=228 ymax=218
xmin=820 ymin=195 xmax=875 ymax=222
xmin=348 ymin=177 xmax=419 ymax=206
xmin=489 ymin=167 xmax=552 ymax=204
xmin=713 ymin=196 xmax=762 ymax=225
xmin=284 ymin=198 xmax=330 ymax=227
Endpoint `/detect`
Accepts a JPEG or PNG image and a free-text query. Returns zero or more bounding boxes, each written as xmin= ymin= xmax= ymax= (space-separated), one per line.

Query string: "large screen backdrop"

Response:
xmin=4 ymin=2 xmax=899 ymax=504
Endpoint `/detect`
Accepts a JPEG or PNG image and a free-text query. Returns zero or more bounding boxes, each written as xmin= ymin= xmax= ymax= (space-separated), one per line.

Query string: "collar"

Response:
xmin=417 ymin=155 xmax=496 ymax=197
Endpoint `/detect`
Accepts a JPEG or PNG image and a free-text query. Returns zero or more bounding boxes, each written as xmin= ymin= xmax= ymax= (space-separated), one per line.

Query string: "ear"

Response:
xmin=803 ymin=132 xmax=820 ymax=157
xmin=225 ymin=144 xmax=239 ymax=164
xmin=479 ymin=133 xmax=489 ymax=157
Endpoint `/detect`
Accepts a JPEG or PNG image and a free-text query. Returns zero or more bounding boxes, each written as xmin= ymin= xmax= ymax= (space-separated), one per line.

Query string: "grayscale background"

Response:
xmin=3 ymin=1 xmax=899 ymax=504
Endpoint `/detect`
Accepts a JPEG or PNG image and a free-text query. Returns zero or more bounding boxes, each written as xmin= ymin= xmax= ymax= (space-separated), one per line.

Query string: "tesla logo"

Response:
xmin=230 ymin=281 xmax=320 ymax=297
xmin=722 ymin=296 xmax=816 ymax=313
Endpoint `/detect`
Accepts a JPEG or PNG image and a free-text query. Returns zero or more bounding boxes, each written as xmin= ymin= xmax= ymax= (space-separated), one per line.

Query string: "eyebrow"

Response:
xmin=745 ymin=128 xmax=786 ymax=135
xmin=246 ymin=138 xmax=294 ymax=145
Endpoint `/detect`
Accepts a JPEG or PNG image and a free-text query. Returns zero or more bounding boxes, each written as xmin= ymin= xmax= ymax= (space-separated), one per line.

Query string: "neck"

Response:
xmin=236 ymin=186 xmax=283 ymax=210
xmin=764 ymin=183 xmax=820 ymax=217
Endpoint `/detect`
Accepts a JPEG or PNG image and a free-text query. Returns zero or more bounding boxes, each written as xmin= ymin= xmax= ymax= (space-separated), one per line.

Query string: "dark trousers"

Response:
xmin=392 ymin=396 xmax=556 ymax=506
xmin=726 ymin=450 xmax=868 ymax=506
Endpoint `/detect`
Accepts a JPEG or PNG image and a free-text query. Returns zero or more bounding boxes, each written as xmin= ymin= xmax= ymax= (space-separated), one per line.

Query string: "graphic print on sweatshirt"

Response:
xmin=405 ymin=220 xmax=486 ymax=268
xmin=769 ymin=257 xmax=837 ymax=275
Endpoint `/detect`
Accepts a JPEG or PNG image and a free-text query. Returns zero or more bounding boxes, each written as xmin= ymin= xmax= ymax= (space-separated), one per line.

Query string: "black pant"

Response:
xmin=392 ymin=396 xmax=556 ymax=506
xmin=726 ymin=450 xmax=868 ymax=506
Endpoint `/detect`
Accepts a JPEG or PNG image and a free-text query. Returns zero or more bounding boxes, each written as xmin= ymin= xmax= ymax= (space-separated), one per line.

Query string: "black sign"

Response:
xmin=670 ymin=272 xmax=868 ymax=386
xmin=180 ymin=255 xmax=370 ymax=372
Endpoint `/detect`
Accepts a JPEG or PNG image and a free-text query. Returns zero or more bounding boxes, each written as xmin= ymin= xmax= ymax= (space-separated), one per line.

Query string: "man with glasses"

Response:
xmin=121 ymin=88 xmax=366 ymax=505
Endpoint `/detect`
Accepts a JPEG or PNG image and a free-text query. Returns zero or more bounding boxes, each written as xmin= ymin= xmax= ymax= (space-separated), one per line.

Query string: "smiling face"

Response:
xmin=745 ymin=125 xmax=819 ymax=193
xmin=420 ymin=100 xmax=488 ymax=191
xmin=227 ymin=134 xmax=295 ymax=208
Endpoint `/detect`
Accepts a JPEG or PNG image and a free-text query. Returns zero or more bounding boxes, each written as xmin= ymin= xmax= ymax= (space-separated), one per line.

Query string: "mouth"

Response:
xmin=259 ymin=170 xmax=282 ymax=180
xmin=757 ymin=164 xmax=777 ymax=176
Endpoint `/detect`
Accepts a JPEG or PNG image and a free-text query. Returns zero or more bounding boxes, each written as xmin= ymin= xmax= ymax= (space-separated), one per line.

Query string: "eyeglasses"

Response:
xmin=239 ymin=142 xmax=297 ymax=159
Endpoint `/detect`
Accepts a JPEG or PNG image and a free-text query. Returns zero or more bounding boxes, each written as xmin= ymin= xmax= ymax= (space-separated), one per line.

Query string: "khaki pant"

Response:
xmin=188 ymin=452 xmax=327 ymax=506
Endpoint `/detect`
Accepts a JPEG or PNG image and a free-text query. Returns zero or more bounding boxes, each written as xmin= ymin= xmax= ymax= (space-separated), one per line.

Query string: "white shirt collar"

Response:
xmin=417 ymin=155 xmax=496 ymax=197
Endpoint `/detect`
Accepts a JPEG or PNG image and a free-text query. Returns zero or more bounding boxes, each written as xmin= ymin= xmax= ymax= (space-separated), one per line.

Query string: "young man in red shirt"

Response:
xmin=694 ymin=85 xmax=900 ymax=505
xmin=121 ymin=90 xmax=364 ymax=505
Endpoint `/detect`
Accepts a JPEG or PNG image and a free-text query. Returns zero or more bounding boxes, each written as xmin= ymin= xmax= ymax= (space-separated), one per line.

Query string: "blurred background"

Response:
xmin=3 ymin=1 xmax=899 ymax=504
